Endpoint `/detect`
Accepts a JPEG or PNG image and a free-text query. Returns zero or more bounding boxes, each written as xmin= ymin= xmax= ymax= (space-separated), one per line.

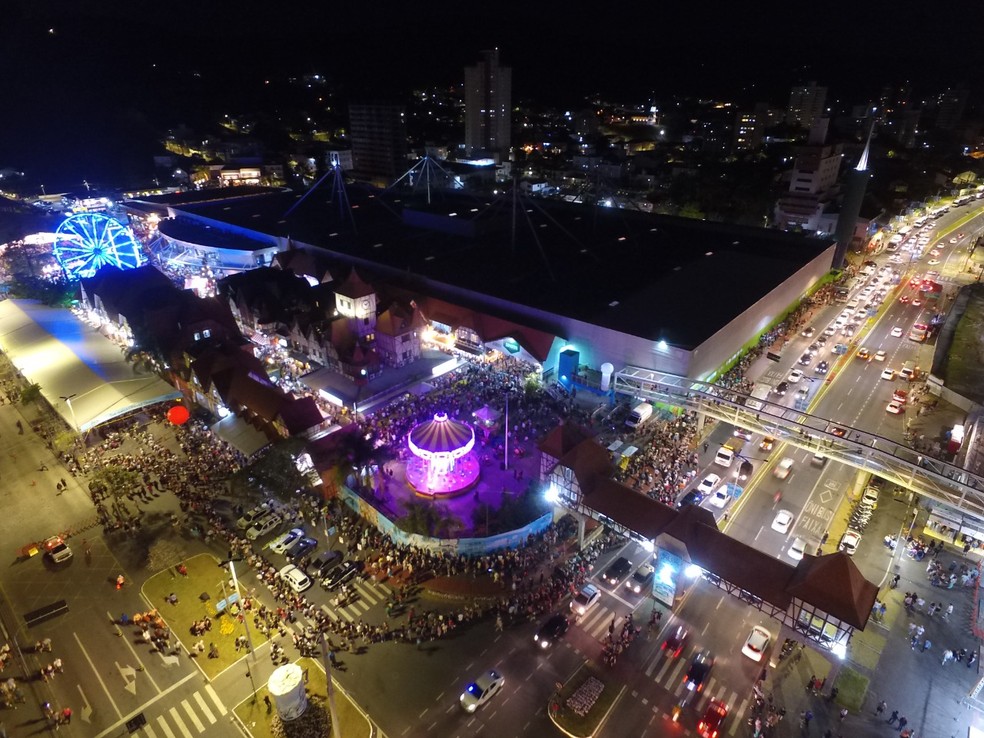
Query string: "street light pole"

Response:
xmin=319 ymin=632 xmax=340 ymax=738
xmin=220 ymin=559 xmax=258 ymax=702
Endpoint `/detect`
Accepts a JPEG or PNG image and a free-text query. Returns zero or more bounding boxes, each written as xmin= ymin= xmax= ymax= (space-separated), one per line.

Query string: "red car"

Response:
xmin=661 ymin=625 xmax=689 ymax=658
xmin=697 ymin=699 xmax=728 ymax=738
xmin=899 ymin=296 xmax=910 ymax=304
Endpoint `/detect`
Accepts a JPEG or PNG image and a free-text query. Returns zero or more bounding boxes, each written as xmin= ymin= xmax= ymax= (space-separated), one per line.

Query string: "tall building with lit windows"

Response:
xmin=787 ymin=81 xmax=827 ymax=130
xmin=464 ymin=49 xmax=512 ymax=160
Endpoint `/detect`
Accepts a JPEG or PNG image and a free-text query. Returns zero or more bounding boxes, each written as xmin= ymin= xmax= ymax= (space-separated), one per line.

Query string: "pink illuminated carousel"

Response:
xmin=405 ymin=412 xmax=481 ymax=497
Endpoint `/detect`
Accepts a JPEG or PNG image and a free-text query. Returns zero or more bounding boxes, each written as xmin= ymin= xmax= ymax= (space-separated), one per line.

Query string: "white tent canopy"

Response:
xmin=0 ymin=299 xmax=181 ymax=431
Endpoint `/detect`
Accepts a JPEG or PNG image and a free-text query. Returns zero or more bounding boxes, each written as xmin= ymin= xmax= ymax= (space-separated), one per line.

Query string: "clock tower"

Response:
xmin=334 ymin=268 xmax=377 ymax=341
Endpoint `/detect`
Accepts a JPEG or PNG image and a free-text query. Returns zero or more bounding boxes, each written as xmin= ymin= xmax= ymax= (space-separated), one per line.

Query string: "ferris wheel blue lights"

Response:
xmin=52 ymin=213 xmax=145 ymax=280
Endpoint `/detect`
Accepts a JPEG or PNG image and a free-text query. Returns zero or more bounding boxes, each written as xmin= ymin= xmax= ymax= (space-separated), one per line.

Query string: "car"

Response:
xmin=741 ymin=626 xmax=772 ymax=662
xmin=772 ymin=381 xmax=789 ymax=396
xmin=697 ymin=473 xmax=721 ymax=495
xmin=856 ymin=347 xmax=870 ymax=361
xmin=246 ymin=512 xmax=283 ymax=540
xmin=662 ymin=625 xmax=690 ymax=658
xmin=889 ymin=254 xmax=904 ymax=264
xmin=603 ymin=556 xmax=633 ymax=585
xmin=891 ymin=327 xmax=904 ymax=338
xmin=930 ymin=249 xmax=941 ymax=257
xmin=886 ymin=400 xmax=904 ymax=414
xmin=796 ymin=386 xmax=810 ymax=401
xmin=733 ymin=427 xmax=752 ymax=441
xmin=927 ymin=260 xmax=940 ymax=266
xmin=43 ymin=536 xmax=73 ymax=564
xmin=571 ymin=583 xmax=601 ymax=616
xmin=839 ymin=530 xmax=862 ymax=555
xmin=771 ymin=510 xmax=794 ymax=534
xmin=841 ymin=324 xmax=857 ymax=338
xmin=800 ymin=326 xmax=815 ymax=337
xmin=735 ymin=460 xmax=753 ymax=482
xmin=533 ymin=614 xmax=570 ymax=649
xmin=831 ymin=426 xmax=847 ymax=438
xmin=286 ymin=535 xmax=318 ymax=561
xmin=697 ymin=699 xmax=729 ymax=738
xmin=881 ymin=368 xmax=896 ymax=381
xmin=959 ymin=232 xmax=966 ymax=238
xmin=773 ymin=457 xmax=794 ymax=479
xmin=815 ymin=334 xmax=828 ymax=346
xmin=759 ymin=436 xmax=776 ymax=451
xmin=684 ymin=650 xmax=714 ymax=694
xmin=814 ymin=360 xmax=829 ymax=375
xmin=832 ymin=343 xmax=848 ymax=355
xmin=788 ymin=537 xmax=807 ymax=561
xmin=459 ymin=669 xmax=504 ymax=713
xmin=236 ymin=503 xmax=273 ymax=530
xmin=307 ymin=549 xmax=343 ymax=578
xmin=677 ymin=490 xmax=704 ymax=508
xmin=708 ymin=487 xmax=732 ymax=509
xmin=950 ymin=237 xmax=959 ymax=244
xmin=798 ymin=352 xmax=812 ymax=366
xmin=912 ymin=298 xmax=923 ymax=307
xmin=278 ymin=564 xmax=312 ymax=593
xmin=322 ymin=560 xmax=360 ymax=590
xmin=787 ymin=369 xmax=804 ymax=383
xmin=626 ymin=563 xmax=654 ymax=594
xmin=893 ymin=388 xmax=909 ymax=403
xmin=909 ymin=276 xmax=923 ymax=287
xmin=874 ymin=350 xmax=886 ymax=362
xmin=862 ymin=487 xmax=879 ymax=509
xmin=270 ymin=527 xmax=304 ymax=555
xmin=822 ymin=326 xmax=836 ymax=337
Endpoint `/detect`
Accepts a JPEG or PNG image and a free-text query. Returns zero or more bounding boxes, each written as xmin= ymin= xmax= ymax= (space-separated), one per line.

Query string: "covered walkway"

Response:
xmin=0 ymin=299 xmax=180 ymax=431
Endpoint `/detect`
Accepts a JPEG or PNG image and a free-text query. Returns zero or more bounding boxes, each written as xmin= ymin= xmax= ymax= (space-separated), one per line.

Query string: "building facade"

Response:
xmin=464 ymin=49 xmax=512 ymax=159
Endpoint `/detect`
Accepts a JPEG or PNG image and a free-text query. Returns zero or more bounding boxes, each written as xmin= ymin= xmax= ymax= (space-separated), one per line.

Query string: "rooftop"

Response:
xmin=161 ymin=185 xmax=834 ymax=349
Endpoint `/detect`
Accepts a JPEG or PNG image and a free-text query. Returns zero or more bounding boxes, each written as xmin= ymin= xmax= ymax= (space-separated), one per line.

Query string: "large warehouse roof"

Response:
xmin=165 ymin=186 xmax=834 ymax=349
xmin=0 ymin=300 xmax=181 ymax=431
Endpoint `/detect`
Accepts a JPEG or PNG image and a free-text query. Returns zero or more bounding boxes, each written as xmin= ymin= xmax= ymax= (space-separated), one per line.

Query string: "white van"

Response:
xmin=625 ymin=402 xmax=653 ymax=429
xmin=714 ymin=445 xmax=736 ymax=468
xmin=900 ymin=361 xmax=915 ymax=381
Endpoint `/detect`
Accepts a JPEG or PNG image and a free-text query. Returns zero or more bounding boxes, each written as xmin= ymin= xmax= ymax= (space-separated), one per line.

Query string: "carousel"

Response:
xmin=405 ymin=412 xmax=481 ymax=497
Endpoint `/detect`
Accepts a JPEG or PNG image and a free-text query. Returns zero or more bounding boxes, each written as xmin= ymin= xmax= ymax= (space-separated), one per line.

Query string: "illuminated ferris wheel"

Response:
xmin=52 ymin=213 xmax=145 ymax=280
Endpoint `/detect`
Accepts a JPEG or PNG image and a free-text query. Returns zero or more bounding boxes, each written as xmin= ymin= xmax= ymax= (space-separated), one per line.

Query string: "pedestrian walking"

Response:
xmin=922 ymin=638 xmax=932 ymax=652
xmin=907 ymin=622 xmax=917 ymax=638
xmin=891 ymin=573 xmax=900 ymax=588
xmin=897 ymin=715 xmax=908 ymax=731
xmin=60 ymin=707 xmax=71 ymax=724
xmin=888 ymin=710 xmax=899 ymax=725
xmin=839 ymin=708 xmax=848 ymax=721
xmin=943 ymin=649 xmax=954 ymax=665
xmin=876 ymin=700 xmax=887 ymax=716
xmin=264 ymin=695 xmax=272 ymax=712
xmin=944 ymin=603 xmax=954 ymax=621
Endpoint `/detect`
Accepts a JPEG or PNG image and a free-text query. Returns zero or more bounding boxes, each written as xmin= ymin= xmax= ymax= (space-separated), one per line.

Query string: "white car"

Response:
xmin=460 ymin=669 xmax=504 ymax=713
xmin=787 ymin=369 xmax=804 ymax=383
xmin=874 ymin=350 xmax=886 ymax=362
xmin=708 ymin=488 xmax=731 ymax=509
xmin=886 ymin=401 xmax=904 ymax=414
xmin=270 ymin=527 xmax=305 ymax=555
xmin=570 ymin=583 xmax=601 ymax=616
xmin=880 ymin=368 xmax=896 ymax=381
xmin=236 ymin=503 xmax=272 ymax=530
xmin=697 ymin=473 xmax=721 ymax=496
xmin=43 ymin=536 xmax=73 ymax=564
xmin=890 ymin=327 xmax=904 ymax=338
xmin=862 ymin=487 xmax=879 ymax=509
xmin=741 ymin=626 xmax=772 ymax=662
xmin=278 ymin=564 xmax=312 ymax=593
xmin=839 ymin=530 xmax=862 ymax=555
xmin=773 ymin=457 xmax=794 ymax=480
xmin=788 ymin=538 xmax=807 ymax=561
xmin=771 ymin=510 xmax=794 ymax=534
xmin=246 ymin=512 xmax=282 ymax=541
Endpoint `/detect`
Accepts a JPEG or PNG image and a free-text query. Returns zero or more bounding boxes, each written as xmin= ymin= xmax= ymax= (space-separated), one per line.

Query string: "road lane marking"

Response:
xmin=156 ymin=715 xmax=177 ymax=738
xmin=168 ymin=707 xmax=193 ymax=738
xmin=111 ymin=613 xmax=161 ymax=693
xmin=193 ymin=692 xmax=216 ymax=724
xmin=181 ymin=699 xmax=205 ymax=732
xmin=93 ymin=672 xmax=198 ymax=738
xmin=143 ymin=722 xmax=159 ymax=738
xmin=73 ymin=631 xmax=122 ymax=719
xmin=203 ymin=684 xmax=227 ymax=716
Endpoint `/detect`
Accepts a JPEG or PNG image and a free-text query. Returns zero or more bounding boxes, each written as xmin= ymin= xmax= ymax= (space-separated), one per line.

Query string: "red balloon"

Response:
xmin=167 ymin=405 xmax=191 ymax=425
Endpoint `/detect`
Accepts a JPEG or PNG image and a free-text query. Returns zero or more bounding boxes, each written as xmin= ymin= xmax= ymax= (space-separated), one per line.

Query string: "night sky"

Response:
xmin=1 ymin=0 xmax=980 ymax=192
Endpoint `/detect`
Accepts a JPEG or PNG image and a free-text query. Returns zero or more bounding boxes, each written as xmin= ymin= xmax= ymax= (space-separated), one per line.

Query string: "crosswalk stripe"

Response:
xmin=204 ymin=684 xmax=227 ymax=716
xmin=729 ymin=699 xmax=748 ymax=735
xmin=376 ymin=580 xmax=391 ymax=594
xmin=353 ymin=599 xmax=370 ymax=613
xmin=338 ymin=607 xmax=354 ymax=623
xmin=321 ymin=604 xmax=339 ymax=622
xmin=156 ymin=715 xmax=176 ymax=738
xmin=588 ymin=611 xmax=614 ymax=640
xmin=581 ymin=608 xmax=607 ymax=633
xmin=168 ymin=707 xmax=194 ymax=738
xmin=653 ymin=654 xmax=674 ymax=682
xmin=181 ymin=699 xmax=205 ymax=733
xmin=194 ymin=692 xmax=216 ymax=724
xmin=142 ymin=723 xmax=159 ymax=738
xmin=354 ymin=581 xmax=380 ymax=605
xmin=665 ymin=658 xmax=687 ymax=693
xmin=644 ymin=652 xmax=661 ymax=677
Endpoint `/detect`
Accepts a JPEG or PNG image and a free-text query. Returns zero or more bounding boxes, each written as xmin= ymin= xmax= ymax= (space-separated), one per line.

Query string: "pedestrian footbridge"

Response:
xmin=613 ymin=366 xmax=984 ymax=521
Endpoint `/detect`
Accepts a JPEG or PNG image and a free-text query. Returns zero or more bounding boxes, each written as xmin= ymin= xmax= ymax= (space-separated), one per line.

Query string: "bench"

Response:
xmin=24 ymin=600 xmax=69 ymax=628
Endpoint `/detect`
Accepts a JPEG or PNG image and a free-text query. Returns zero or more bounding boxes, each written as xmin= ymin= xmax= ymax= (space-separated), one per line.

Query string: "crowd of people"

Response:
xmin=616 ymin=411 xmax=701 ymax=506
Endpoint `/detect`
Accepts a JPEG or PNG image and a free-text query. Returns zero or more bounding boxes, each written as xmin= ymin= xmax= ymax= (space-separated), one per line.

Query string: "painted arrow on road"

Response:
xmin=75 ymin=685 xmax=93 ymax=723
xmin=158 ymin=651 xmax=180 ymax=667
xmin=115 ymin=662 xmax=137 ymax=695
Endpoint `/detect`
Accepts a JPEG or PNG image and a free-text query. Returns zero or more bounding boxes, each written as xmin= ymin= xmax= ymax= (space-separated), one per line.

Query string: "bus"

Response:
xmin=909 ymin=322 xmax=929 ymax=342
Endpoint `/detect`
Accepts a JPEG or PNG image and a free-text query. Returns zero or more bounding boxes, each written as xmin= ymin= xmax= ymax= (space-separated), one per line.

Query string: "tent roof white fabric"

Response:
xmin=0 ymin=299 xmax=181 ymax=431
xmin=210 ymin=415 xmax=271 ymax=457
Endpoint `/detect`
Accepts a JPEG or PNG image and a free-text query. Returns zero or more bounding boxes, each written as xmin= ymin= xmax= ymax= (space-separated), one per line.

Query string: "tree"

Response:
xmin=18 ymin=382 xmax=41 ymax=405
xmin=89 ymin=464 xmax=142 ymax=501
xmin=398 ymin=499 xmax=461 ymax=538
xmin=146 ymin=539 xmax=185 ymax=573
xmin=230 ymin=437 xmax=309 ymax=501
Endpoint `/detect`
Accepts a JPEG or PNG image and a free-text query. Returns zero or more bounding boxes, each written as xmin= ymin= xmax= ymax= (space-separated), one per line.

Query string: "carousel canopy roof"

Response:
xmin=408 ymin=412 xmax=474 ymax=453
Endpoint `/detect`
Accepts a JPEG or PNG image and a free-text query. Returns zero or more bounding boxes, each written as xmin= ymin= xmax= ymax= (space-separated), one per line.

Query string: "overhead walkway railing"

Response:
xmin=614 ymin=366 xmax=984 ymax=521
